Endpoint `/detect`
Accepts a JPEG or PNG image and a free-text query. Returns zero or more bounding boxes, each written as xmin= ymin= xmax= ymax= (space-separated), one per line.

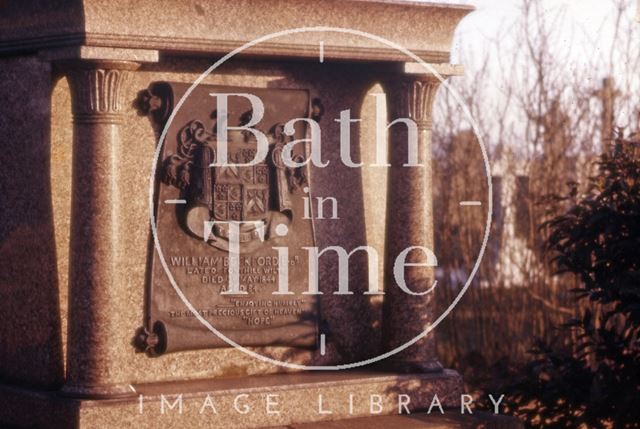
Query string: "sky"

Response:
xmin=437 ymin=0 xmax=628 ymax=35
xmin=442 ymin=0 xmax=636 ymax=74
xmin=417 ymin=0 xmax=640 ymax=150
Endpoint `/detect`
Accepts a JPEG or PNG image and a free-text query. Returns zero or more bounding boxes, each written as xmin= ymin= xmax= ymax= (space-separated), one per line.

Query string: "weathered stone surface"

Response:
xmin=381 ymin=75 xmax=445 ymax=373
xmin=0 ymin=0 xmax=471 ymax=63
xmin=0 ymin=370 xmax=464 ymax=429
xmin=33 ymin=57 xmax=398 ymax=393
xmin=0 ymin=56 xmax=64 ymax=389
xmin=0 ymin=0 xmax=474 ymax=427
xmin=61 ymin=60 xmax=142 ymax=399
xmin=287 ymin=412 xmax=524 ymax=429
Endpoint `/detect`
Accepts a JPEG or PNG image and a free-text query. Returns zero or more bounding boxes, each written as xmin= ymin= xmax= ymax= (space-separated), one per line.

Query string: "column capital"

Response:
xmin=62 ymin=60 xmax=140 ymax=125
xmin=384 ymin=74 xmax=443 ymax=129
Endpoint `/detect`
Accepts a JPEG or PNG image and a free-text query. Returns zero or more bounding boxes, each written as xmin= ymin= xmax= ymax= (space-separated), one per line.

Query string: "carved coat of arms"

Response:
xmin=160 ymin=118 xmax=307 ymax=251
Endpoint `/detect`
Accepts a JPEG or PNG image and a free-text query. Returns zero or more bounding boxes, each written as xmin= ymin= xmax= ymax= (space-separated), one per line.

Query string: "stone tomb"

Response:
xmin=0 ymin=1 xmax=475 ymax=427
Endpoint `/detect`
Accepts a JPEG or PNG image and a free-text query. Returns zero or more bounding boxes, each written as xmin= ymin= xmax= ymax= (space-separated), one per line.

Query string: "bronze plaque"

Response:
xmin=141 ymin=82 xmax=318 ymax=354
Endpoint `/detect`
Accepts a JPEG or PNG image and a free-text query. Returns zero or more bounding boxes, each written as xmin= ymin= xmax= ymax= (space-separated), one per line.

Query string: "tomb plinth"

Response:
xmin=0 ymin=1 xmax=478 ymax=427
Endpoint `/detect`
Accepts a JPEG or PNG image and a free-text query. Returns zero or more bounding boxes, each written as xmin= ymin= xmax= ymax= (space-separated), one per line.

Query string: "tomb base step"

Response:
xmin=280 ymin=411 xmax=524 ymax=429
xmin=0 ymin=370 xmax=466 ymax=428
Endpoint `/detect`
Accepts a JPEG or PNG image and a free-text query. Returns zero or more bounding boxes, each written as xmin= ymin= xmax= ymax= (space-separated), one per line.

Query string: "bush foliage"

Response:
xmin=505 ymin=143 xmax=640 ymax=428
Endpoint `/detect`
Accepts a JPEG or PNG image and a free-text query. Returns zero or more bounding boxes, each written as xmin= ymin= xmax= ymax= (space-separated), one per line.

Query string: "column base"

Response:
xmin=60 ymin=382 xmax=136 ymax=399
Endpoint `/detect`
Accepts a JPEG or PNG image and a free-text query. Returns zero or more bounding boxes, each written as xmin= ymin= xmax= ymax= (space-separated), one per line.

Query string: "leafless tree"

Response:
xmin=431 ymin=0 xmax=640 ymax=375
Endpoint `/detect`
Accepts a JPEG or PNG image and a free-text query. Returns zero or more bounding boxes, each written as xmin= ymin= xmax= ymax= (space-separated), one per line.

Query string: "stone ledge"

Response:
xmin=0 ymin=370 xmax=463 ymax=428
xmin=275 ymin=411 xmax=524 ymax=429
xmin=0 ymin=0 xmax=473 ymax=63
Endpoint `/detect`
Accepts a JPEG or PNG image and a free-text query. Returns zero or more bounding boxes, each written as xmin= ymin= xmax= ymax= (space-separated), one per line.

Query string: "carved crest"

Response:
xmin=159 ymin=114 xmax=307 ymax=251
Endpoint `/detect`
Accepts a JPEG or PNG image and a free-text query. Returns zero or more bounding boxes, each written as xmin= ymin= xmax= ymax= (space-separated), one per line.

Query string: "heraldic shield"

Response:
xmin=213 ymin=147 xmax=270 ymax=223
xmin=157 ymin=90 xmax=309 ymax=253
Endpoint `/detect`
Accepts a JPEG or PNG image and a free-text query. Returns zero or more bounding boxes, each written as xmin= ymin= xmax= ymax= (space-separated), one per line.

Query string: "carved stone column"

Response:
xmin=61 ymin=60 xmax=139 ymax=397
xmin=381 ymin=75 xmax=443 ymax=373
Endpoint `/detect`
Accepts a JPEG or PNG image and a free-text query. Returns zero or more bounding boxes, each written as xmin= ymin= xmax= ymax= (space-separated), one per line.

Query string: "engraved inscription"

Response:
xmin=142 ymin=82 xmax=317 ymax=354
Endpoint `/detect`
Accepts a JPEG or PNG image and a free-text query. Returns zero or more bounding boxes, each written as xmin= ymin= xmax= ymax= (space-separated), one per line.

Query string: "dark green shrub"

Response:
xmin=504 ymin=142 xmax=640 ymax=428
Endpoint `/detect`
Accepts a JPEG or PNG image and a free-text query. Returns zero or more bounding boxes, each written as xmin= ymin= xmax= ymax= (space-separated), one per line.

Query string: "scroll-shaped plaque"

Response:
xmin=137 ymin=82 xmax=318 ymax=354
